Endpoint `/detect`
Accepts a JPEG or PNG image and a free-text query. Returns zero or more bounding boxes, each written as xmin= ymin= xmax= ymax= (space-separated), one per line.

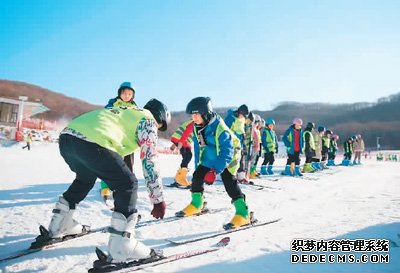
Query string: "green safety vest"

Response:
xmin=264 ymin=129 xmax=277 ymax=152
xmin=194 ymin=120 xmax=241 ymax=175
xmin=67 ymin=107 xmax=154 ymax=157
xmin=303 ymin=130 xmax=316 ymax=150
xmin=171 ymin=119 xmax=193 ymax=144
xmin=322 ymin=136 xmax=331 ymax=149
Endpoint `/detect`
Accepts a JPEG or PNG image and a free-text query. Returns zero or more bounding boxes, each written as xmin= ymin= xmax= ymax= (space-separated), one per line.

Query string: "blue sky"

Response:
xmin=1 ymin=0 xmax=399 ymax=111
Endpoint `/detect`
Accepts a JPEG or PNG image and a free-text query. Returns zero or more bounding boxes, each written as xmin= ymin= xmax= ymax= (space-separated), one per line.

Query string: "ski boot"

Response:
xmin=302 ymin=163 xmax=315 ymax=173
xmin=294 ymin=165 xmax=303 ymax=176
xmin=89 ymin=212 xmax=164 ymax=272
xmin=100 ymin=180 xmax=112 ymax=201
xmin=267 ymin=165 xmax=274 ymax=175
xmin=260 ymin=165 xmax=268 ymax=175
xmin=281 ymin=165 xmax=292 ymax=175
xmin=223 ymin=198 xmax=250 ymax=230
xmin=175 ymin=192 xmax=204 ymax=217
xmin=174 ymin=167 xmax=191 ymax=187
xmin=249 ymin=166 xmax=258 ymax=179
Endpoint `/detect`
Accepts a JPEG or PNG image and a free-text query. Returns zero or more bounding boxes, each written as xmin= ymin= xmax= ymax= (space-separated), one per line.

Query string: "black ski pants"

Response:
xmin=286 ymin=151 xmax=301 ymax=166
xmin=262 ymin=151 xmax=275 ymax=166
xmin=180 ymin=147 xmax=192 ymax=168
xmin=191 ymin=165 xmax=244 ymax=201
xmin=59 ymin=134 xmax=138 ymax=218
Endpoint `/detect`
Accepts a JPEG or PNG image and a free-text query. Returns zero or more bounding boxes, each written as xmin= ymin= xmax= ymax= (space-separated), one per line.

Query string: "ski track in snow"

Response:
xmin=0 ymin=142 xmax=399 ymax=272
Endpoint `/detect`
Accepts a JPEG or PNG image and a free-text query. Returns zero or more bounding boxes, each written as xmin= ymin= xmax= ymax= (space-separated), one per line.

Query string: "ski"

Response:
xmin=248 ymin=181 xmax=281 ymax=190
xmin=87 ymin=237 xmax=230 ymax=273
xmin=165 ymin=217 xmax=281 ymax=245
xmin=166 ymin=181 xmax=191 ymax=189
xmin=0 ymin=225 xmax=108 ymax=263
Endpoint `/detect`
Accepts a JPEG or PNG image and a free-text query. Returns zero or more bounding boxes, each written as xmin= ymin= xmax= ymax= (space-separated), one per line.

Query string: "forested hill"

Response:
xmin=0 ymin=80 xmax=101 ymax=120
xmin=1 ymin=80 xmax=398 ymax=149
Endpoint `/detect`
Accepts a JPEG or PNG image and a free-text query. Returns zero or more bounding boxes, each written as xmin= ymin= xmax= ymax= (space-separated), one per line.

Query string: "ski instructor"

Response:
xmin=43 ymin=99 xmax=170 ymax=264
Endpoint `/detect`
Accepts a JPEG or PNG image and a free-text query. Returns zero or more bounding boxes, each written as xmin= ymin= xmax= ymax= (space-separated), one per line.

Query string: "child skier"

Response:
xmin=101 ymin=82 xmax=138 ymax=199
xmin=282 ymin=118 xmax=304 ymax=176
xmin=260 ymin=118 xmax=278 ymax=175
xmin=249 ymin=114 xmax=262 ymax=179
xmin=310 ymin=126 xmax=325 ymax=170
xmin=22 ymin=132 xmax=32 ymax=151
xmin=353 ymin=134 xmax=365 ymax=165
xmin=302 ymin=122 xmax=316 ymax=173
xmin=327 ymin=134 xmax=339 ymax=166
xmin=321 ymin=130 xmax=332 ymax=169
xmin=224 ymin=104 xmax=249 ymax=181
xmin=176 ymin=97 xmax=250 ymax=229
xmin=342 ymin=137 xmax=354 ymax=166
xmin=35 ymin=99 xmax=171 ymax=266
xmin=169 ymin=119 xmax=195 ymax=187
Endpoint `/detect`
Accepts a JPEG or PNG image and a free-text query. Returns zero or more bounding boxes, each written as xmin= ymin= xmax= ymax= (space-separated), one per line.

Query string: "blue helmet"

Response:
xmin=317 ymin=126 xmax=325 ymax=132
xmin=265 ymin=118 xmax=275 ymax=125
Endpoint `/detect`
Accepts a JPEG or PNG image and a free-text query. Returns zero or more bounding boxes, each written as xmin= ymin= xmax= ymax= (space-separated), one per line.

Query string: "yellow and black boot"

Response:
xmin=175 ymin=192 xmax=204 ymax=217
xmin=175 ymin=168 xmax=191 ymax=187
xmin=223 ymin=198 xmax=250 ymax=230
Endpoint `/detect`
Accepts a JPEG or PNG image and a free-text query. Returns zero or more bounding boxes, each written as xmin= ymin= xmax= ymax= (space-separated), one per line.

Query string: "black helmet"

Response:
xmin=248 ymin=112 xmax=255 ymax=122
xmin=237 ymin=104 xmax=249 ymax=117
xmin=325 ymin=130 xmax=333 ymax=135
xmin=144 ymin=99 xmax=171 ymax=131
xmin=186 ymin=97 xmax=213 ymax=123
xmin=306 ymin=122 xmax=315 ymax=129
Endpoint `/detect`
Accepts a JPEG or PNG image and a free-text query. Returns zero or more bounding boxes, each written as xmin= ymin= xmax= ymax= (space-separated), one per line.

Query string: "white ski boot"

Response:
xmin=107 ymin=212 xmax=152 ymax=263
xmin=48 ymin=196 xmax=84 ymax=238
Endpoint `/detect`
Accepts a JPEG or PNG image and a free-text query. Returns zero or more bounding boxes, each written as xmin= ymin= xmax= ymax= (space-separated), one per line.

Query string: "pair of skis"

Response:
xmin=88 ymin=217 xmax=282 ymax=272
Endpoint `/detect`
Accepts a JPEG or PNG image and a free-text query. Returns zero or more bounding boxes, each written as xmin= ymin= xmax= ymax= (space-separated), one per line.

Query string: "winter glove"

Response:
xmin=151 ymin=201 xmax=166 ymax=219
xmin=204 ymin=168 xmax=217 ymax=185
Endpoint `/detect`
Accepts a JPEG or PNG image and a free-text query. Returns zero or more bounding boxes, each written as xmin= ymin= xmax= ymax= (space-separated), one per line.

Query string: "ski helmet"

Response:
xmin=118 ymin=82 xmax=135 ymax=96
xmin=265 ymin=118 xmax=275 ymax=125
xmin=357 ymin=134 xmax=362 ymax=139
xmin=332 ymin=134 xmax=339 ymax=140
xmin=260 ymin=118 xmax=266 ymax=127
xmin=143 ymin=99 xmax=171 ymax=132
xmin=306 ymin=122 xmax=315 ymax=129
xmin=254 ymin=114 xmax=262 ymax=123
xmin=292 ymin=117 xmax=303 ymax=126
xmin=325 ymin=130 xmax=333 ymax=135
xmin=186 ymin=97 xmax=213 ymax=123
xmin=237 ymin=104 xmax=249 ymax=117
xmin=248 ymin=111 xmax=255 ymax=122
xmin=317 ymin=126 xmax=325 ymax=132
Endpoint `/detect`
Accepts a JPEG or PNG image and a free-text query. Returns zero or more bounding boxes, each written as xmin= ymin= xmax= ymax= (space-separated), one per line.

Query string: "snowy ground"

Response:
xmin=0 ymin=142 xmax=399 ymax=273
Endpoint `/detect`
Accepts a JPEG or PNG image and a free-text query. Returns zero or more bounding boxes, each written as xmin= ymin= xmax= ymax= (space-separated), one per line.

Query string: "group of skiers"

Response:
xmin=39 ymin=81 xmax=367 ymax=268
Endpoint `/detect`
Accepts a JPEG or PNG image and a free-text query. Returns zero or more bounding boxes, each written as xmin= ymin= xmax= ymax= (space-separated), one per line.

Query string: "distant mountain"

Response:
xmin=0 ymin=80 xmax=101 ymax=121
xmin=1 ymin=79 xmax=399 ymax=149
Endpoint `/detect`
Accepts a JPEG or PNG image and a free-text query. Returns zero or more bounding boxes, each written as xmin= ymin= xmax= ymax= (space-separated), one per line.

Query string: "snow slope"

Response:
xmin=0 ymin=142 xmax=399 ymax=273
